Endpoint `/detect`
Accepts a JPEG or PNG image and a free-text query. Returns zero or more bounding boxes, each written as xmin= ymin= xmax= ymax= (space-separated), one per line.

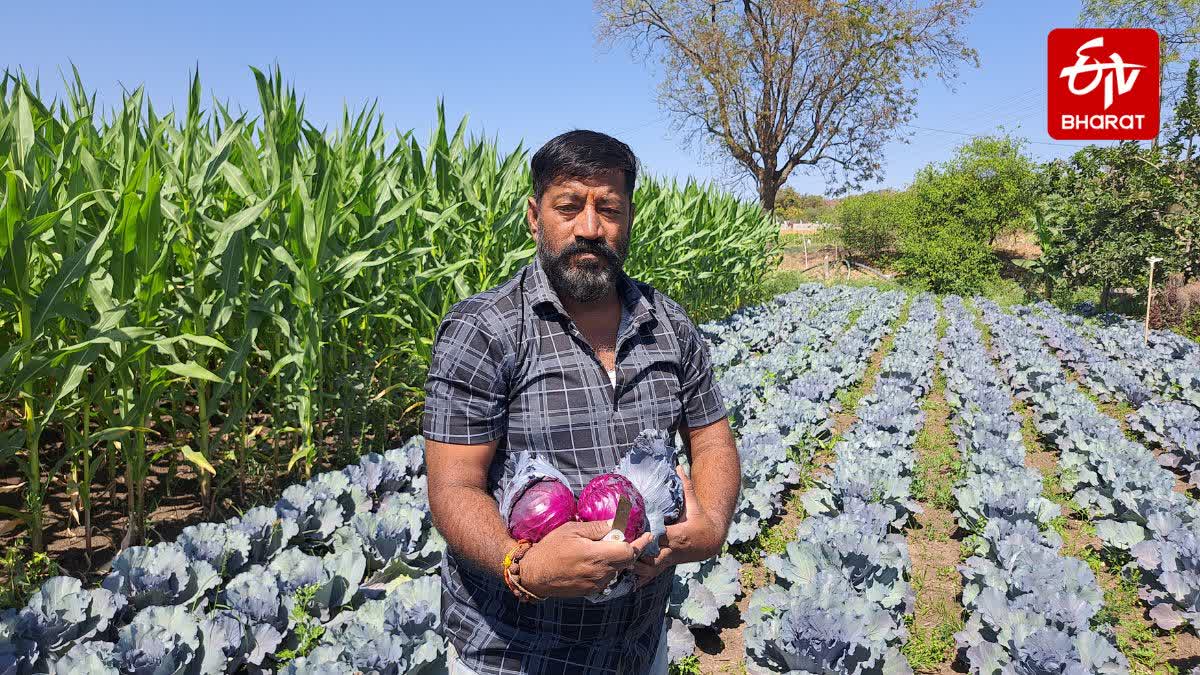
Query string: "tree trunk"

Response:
xmin=758 ymin=177 xmax=781 ymax=213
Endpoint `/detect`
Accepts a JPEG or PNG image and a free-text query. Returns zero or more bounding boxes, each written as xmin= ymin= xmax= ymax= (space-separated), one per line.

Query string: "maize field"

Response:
xmin=0 ymin=66 xmax=780 ymax=566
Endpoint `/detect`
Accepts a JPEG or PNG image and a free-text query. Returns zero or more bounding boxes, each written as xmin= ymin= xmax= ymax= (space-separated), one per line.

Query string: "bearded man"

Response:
xmin=423 ymin=130 xmax=740 ymax=675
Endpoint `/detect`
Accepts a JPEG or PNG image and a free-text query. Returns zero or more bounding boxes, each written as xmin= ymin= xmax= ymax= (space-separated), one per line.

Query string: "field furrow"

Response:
xmin=931 ymin=297 xmax=1126 ymax=672
xmin=742 ymin=293 xmax=935 ymax=673
xmin=904 ymin=302 xmax=963 ymax=674
xmin=686 ymin=286 xmax=904 ymax=672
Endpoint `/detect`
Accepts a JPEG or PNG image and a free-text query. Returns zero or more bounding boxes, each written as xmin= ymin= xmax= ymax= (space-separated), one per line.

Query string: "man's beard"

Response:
xmin=537 ymin=227 xmax=629 ymax=304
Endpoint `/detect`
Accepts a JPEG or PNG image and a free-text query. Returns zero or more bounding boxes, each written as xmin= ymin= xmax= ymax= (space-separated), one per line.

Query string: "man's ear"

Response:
xmin=526 ymin=196 xmax=539 ymax=238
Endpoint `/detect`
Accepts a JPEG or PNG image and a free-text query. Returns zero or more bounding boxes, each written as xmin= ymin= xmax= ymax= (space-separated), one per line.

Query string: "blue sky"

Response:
xmin=2 ymin=0 xmax=1096 ymax=198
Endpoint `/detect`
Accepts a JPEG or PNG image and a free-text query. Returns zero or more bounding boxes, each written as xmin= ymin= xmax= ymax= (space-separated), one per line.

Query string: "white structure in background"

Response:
xmin=780 ymin=221 xmax=833 ymax=232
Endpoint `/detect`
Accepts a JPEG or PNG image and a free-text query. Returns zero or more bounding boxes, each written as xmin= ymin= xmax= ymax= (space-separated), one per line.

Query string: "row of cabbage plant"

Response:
xmin=1018 ymin=302 xmax=1200 ymax=490
xmin=940 ymin=297 xmax=1127 ymax=673
xmin=0 ymin=437 xmax=446 ymax=674
xmin=1080 ymin=310 xmax=1200 ymax=409
xmin=978 ymin=298 xmax=1200 ymax=634
xmin=711 ymin=285 xmax=883 ymax=546
xmin=715 ymin=287 xmax=906 ymax=668
xmin=666 ymin=285 xmax=885 ymax=658
xmin=743 ymin=293 xmax=938 ymax=674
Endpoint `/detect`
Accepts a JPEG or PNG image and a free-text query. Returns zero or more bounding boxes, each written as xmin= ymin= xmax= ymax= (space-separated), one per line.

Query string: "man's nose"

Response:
xmin=573 ymin=204 xmax=603 ymax=240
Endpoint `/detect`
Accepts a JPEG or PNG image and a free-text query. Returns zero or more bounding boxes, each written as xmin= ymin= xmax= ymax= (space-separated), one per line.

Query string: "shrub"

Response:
xmin=895 ymin=229 xmax=999 ymax=294
xmin=834 ymin=191 xmax=909 ymax=259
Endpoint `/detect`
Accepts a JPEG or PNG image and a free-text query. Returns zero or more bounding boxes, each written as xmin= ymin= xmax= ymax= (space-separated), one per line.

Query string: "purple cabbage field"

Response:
xmin=4 ymin=285 xmax=1200 ymax=674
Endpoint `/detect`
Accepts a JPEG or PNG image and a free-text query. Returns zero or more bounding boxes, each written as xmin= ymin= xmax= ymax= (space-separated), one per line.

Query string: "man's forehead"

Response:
xmin=545 ymin=171 xmax=627 ymax=198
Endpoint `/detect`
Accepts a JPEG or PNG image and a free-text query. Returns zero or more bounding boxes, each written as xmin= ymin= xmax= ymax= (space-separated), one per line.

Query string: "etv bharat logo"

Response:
xmin=1048 ymin=28 xmax=1160 ymax=141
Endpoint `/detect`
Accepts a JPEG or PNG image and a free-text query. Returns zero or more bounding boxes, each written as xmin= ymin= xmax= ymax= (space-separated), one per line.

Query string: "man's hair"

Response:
xmin=531 ymin=130 xmax=639 ymax=202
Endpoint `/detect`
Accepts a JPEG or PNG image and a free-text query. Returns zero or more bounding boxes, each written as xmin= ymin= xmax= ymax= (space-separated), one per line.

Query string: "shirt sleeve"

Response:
xmin=421 ymin=311 xmax=510 ymax=445
xmin=678 ymin=320 xmax=728 ymax=429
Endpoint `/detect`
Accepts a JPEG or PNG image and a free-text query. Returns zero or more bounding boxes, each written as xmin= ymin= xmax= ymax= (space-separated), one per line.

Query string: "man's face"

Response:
xmin=527 ymin=169 xmax=634 ymax=304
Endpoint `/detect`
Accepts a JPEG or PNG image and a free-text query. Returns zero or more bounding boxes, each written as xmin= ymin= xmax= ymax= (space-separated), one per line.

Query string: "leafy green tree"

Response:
xmin=894 ymin=227 xmax=998 ymax=295
xmin=775 ymin=187 xmax=825 ymax=220
xmin=834 ymin=191 xmax=910 ymax=259
xmin=907 ymin=134 xmax=1040 ymax=245
xmin=1040 ymin=143 xmax=1178 ymax=308
xmin=1165 ymin=59 xmax=1200 ymax=280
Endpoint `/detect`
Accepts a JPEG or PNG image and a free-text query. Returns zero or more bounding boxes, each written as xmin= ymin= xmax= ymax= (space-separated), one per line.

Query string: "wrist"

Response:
xmin=668 ymin=522 xmax=722 ymax=563
xmin=503 ymin=540 xmax=544 ymax=603
xmin=511 ymin=541 xmax=550 ymax=599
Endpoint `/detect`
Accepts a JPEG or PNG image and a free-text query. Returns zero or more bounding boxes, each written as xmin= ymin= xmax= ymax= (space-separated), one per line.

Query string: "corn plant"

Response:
xmin=0 ymin=66 xmax=777 ymax=561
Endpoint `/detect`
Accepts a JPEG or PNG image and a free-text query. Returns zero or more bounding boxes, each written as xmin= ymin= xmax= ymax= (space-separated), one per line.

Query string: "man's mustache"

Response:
xmin=558 ymin=239 xmax=622 ymax=267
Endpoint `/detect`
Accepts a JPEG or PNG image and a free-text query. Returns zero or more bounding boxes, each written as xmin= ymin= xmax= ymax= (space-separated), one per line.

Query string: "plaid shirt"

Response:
xmin=422 ymin=257 xmax=727 ymax=674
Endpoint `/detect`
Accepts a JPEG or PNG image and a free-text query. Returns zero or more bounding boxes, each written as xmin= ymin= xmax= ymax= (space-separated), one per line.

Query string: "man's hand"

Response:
xmin=518 ymin=520 xmax=646 ymax=598
xmin=632 ymin=466 xmax=724 ymax=588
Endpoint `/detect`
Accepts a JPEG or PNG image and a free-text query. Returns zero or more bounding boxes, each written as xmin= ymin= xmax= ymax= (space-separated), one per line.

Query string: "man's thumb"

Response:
xmin=676 ymin=465 xmax=698 ymax=503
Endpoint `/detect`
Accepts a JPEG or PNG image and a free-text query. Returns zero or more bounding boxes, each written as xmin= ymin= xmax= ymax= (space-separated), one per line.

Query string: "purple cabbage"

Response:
xmin=577 ymin=473 xmax=647 ymax=541
xmin=507 ymin=479 xmax=577 ymax=543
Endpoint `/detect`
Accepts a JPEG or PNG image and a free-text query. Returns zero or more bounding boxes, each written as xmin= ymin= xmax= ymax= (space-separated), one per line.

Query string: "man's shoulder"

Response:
xmin=626 ymin=276 xmax=700 ymax=338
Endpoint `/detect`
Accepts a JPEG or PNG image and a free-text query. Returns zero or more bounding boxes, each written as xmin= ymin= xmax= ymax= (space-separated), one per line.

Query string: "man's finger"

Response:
xmin=590 ymin=540 xmax=641 ymax=566
xmin=573 ymin=519 xmax=618 ymax=541
xmin=629 ymin=531 xmax=655 ymax=555
xmin=676 ymin=465 xmax=699 ymax=517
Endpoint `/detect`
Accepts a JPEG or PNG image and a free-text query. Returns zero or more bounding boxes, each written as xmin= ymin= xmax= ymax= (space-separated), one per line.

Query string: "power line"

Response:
xmin=901 ymin=123 xmax=1092 ymax=149
xmin=967 ymin=86 xmax=1041 ymax=118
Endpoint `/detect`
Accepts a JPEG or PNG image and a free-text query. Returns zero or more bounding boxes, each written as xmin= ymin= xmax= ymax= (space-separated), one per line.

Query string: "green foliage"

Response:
xmin=746 ymin=270 xmax=809 ymax=307
xmin=908 ymin=134 xmax=1041 ymax=245
xmin=669 ymin=655 xmax=703 ymax=675
xmin=833 ymin=190 xmax=910 ymax=259
xmin=776 ymin=186 xmax=831 ymax=222
xmin=0 ymin=67 xmax=779 ymax=555
xmin=1039 ymin=143 xmax=1179 ymax=307
xmin=277 ymin=584 xmax=327 ymax=664
xmin=838 ymin=134 xmax=1036 ymax=293
xmin=902 ymin=612 xmax=961 ymax=672
xmin=0 ymin=545 xmax=54 ymax=610
xmin=1033 ymin=62 xmax=1200 ymax=307
xmin=895 ymin=228 xmax=999 ymax=295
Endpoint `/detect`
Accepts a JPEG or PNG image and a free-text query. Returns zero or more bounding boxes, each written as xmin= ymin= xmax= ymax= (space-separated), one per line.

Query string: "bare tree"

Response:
xmin=595 ymin=0 xmax=979 ymax=210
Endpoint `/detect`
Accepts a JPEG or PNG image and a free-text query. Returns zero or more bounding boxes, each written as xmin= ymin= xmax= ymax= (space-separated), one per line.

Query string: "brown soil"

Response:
xmin=0 ymin=414 xmax=411 ymax=594
xmin=993 ymin=231 xmax=1041 ymax=261
xmin=905 ymin=309 xmax=967 ymax=674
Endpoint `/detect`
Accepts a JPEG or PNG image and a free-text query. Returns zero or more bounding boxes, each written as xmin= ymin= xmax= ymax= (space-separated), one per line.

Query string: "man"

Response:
xmin=422 ymin=130 xmax=740 ymax=675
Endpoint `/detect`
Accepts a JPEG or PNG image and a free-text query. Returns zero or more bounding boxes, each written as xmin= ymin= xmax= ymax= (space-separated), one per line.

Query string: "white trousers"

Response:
xmin=447 ymin=624 xmax=669 ymax=675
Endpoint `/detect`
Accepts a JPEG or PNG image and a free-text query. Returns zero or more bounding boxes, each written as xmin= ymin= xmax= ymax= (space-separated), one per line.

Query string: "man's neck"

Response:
xmin=560 ymin=286 xmax=621 ymax=324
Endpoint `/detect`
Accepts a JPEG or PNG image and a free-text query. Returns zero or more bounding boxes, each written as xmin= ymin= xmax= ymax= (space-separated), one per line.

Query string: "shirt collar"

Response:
xmin=526 ymin=255 xmax=656 ymax=330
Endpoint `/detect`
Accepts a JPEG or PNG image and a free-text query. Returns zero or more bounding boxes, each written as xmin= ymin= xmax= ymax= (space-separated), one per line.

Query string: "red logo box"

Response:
xmin=1048 ymin=28 xmax=1160 ymax=140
